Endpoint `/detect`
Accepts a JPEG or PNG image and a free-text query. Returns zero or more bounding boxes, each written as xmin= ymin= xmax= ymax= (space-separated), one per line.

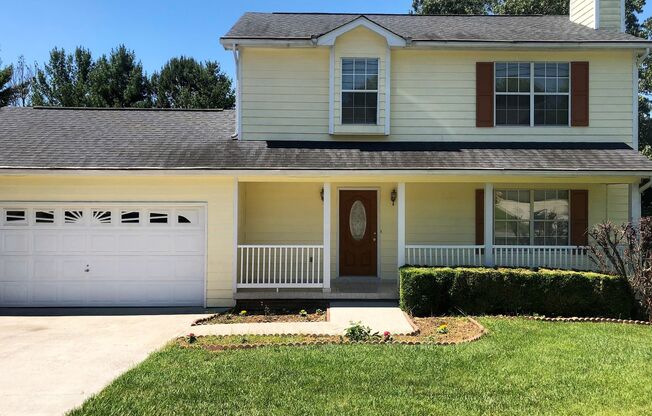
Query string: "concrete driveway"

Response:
xmin=0 ymin=308 xmax=211 ymax=416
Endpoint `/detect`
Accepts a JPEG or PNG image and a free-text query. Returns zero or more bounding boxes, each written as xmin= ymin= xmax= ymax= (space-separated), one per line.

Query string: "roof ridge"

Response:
xmin=31 ymin=106 xmax=228 ymax=112
xmin=267 ymin=12 xmax=557 ymax=17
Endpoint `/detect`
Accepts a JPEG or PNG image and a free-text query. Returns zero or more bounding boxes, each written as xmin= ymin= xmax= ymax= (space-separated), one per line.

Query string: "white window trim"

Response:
xmin=494 ymin=62 xmax=572 ymax=127
xmin=340 ymin=57 xmax=380 ymax=126
xmin=493 ymin=189 xmax=571 ymax=246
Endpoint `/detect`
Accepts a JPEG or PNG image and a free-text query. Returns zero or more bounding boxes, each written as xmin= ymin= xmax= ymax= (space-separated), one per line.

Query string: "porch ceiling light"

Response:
xmin=391 ymin=189 xmax=397 ymax=206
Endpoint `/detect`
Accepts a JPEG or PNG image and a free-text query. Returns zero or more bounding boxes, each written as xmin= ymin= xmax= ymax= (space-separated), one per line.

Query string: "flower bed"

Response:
xmin=193 ymin=302 xmax=328 ymax=325
xmin=180 ymin=317 xmax=485 ymax=351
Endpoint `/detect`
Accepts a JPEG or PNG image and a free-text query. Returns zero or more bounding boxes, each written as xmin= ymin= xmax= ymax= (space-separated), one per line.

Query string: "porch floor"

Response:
xmin=234 ymin=277 xmax=398 ymax=300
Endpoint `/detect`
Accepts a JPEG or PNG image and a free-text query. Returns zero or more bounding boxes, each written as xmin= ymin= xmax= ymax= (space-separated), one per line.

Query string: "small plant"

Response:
xmin=187 ymin=333 xmax=197 ymax=344
xmin=299 ymin=309 xmax=308 ymax=317
xmin=225 ymin=313 xmax=233 ymax=320
xmin=382 ymin=331 xmax=393 ymax=342
xmin=344 ymin=321 xmax=380 ymax=342
xmin=316 ymin=308 xmax=324 ymax=315
xmin=239 ymin=336 xmax=249 ymax=344
xmin=263 ymin=304 xmax=272 ymax=316
xmin=437 ymin=324 xmax=449 ymax=334
xmin=239 ymin=310 xmax=247 ymax=316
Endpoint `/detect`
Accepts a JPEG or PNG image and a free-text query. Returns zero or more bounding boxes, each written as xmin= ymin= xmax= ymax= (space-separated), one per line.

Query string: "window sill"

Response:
xmin=332 ymin=124 xmax=386 ymax=136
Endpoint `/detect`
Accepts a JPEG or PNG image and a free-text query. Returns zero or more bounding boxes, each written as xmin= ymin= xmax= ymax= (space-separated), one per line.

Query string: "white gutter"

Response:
xmin=0 ymin=168 xmax=650 ymax=178
xmin=220 ymin=38 xmax=652 ymax=50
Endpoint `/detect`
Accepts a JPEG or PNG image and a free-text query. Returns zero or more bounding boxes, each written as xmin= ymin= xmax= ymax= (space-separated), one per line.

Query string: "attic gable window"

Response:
xmin=341 ymin=58 xmax=378 ymax=125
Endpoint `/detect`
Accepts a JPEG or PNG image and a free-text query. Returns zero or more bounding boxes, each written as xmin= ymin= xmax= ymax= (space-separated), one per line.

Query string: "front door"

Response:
xmin=339 ymin=190 xmax=378 ymax=276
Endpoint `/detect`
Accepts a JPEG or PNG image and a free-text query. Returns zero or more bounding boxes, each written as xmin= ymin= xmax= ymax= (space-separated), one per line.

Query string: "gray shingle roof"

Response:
xmin=222 ymin=13 xmax=649 ymax=43
xmin=1 ymin=106 xmax=651 ymax=173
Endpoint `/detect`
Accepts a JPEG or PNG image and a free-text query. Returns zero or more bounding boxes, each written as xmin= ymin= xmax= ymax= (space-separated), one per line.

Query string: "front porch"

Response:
xmin=232 ymin=178 xmax=640 ymax=299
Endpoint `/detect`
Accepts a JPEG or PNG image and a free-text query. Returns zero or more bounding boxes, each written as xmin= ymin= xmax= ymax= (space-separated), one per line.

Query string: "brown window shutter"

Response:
xmin=476 ymin=62 xmax=494 ymax=127
xmin=570 ymin=190 xmax=589 ymax=246
xmin=571 ymin=62 xmax=589 ymax=127
xmin=475 ymin=189 xmax=484 ymax=244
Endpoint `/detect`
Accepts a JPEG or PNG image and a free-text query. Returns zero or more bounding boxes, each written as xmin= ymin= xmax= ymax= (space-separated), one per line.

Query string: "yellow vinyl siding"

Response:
xmin=240 ymin=47 xmax=634 ymax=144
xmin=406 ymin=182 xmax=631 ymax=246
xmin=570 ymin=0 xmax=596 ymax=28
xmin=0 ymin=175 xmax=236 ymax=307
xmin=240 ymin=182 xmax=323 ymax=244
xmin=600 ymin=0 xmax=623 ymax=31
xmin=332 ymin=26 xmax=387 ymax=135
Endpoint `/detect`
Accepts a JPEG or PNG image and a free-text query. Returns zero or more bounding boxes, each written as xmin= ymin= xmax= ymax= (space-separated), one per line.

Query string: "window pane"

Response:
xmin=519 ymin=78 xmax=530 ymax=92
xmin=354 ymin=107 xmax=365 ymax=123
xmin=342 ymin=59 xmax=354 ymax=73
xmin=35 ymin=210 xmax=55 ymax=223
xmin=534 ymin=77 xmax=545 ymax=92
xmin=342 ymin=107 xmax=354 ymax=124
xmin=519 ymin=63 xmax=530 ymax=77
xmin=354 ymin=92 xmax=365 ymax=106
xmin=507 ymin=77 xmax=519 ymax=92
xmin=507 ymin=63 xmax=519 ymax=77
xmin=496 ymin=77 xmax=507 ymax=92
xmin=545 ymin=78 xmax=557 ymax=93
xmin=366 ymin=59 xmax=378 ymax=74
xmin=546 ymin=62 xmax=557 ymax=77
xmin=354 ymin=59 xmax=366 ymax=74
xmin=365 ymin=107 xmax=377 ymax=124
xmin=534 ymin=95 xmax=569 ymax=126
xmin=342 ymin=75 xmax=353 ymax=90
xmin=354 ymin=74 xmax=366 ymax=90
xmin=558 ymin=63 xmax=569 ymax=77
xmin=495 ymin=62 xmax=507 ymax=77
xmin=342 ymin=92 xmax=354 ymax=107
xmin=534 ymin=63 xmax=545 ymax=77
xmin=558 ymin=78 xmax=569 ymax=93
xmin=365 ymin=74 xmax=378 ymax=90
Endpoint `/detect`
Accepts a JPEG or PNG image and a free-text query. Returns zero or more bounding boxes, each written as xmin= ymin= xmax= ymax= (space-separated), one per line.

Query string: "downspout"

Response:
xmin=635 ymin=48 xmax=651 ymax=195
xmin=231 ymin=43 xmax=240 ymax=139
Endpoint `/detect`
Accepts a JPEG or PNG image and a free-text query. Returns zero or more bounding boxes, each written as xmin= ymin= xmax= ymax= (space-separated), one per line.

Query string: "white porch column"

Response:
xmin=232 ymin=177 xmax=239 ymax=295
xmin=397 ymin=183 xmax=406 ymax=267
xmin=484 ymin=183 xmax=494 ymax=267
xmin=630 ymin=182 xmax=642 ymax=225
xmin=322 ymin=183 xmax=331 ymax=292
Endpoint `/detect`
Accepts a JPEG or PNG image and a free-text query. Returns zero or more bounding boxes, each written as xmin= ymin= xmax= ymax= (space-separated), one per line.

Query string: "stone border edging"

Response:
xmin=522 ymin=316 xmax=652 ymax=325
xmin=184 ymin=317 xmax=488 ymax=351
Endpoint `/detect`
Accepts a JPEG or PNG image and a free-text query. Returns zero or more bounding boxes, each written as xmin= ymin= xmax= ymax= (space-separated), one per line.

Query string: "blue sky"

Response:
xmin=1 ymin=0 xmax=651 ymax=81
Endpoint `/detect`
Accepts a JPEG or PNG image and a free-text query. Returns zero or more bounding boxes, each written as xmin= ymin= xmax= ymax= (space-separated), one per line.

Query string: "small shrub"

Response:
xmin=187 ymin=333 xmax=197 ymax=344
xmin=239 ymin=310 xmax=247 ymax=316
xmin=437 ymin=324 xmax=448 ymax=334
xmin=316 ymin=308 xmax=324 ymax=315
xmin=400 ymin=267 xmax=637 ymax=318
xmin=299 ymin=309 xmax=308 ymax=317
xmin=382 ymin=331 xmax=393 ymax=342
xmin=344 ymin=321 xmax=380 ymax=342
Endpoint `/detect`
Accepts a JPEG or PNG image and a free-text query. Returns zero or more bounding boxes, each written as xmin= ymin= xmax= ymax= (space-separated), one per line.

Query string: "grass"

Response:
xmin=68 ymin=318 xmax=652 ymax=416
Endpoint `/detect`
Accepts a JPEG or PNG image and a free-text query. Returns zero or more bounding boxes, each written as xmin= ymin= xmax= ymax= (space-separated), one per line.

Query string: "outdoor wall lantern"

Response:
xmin=391 ymin=189 xmax=397 ymax=206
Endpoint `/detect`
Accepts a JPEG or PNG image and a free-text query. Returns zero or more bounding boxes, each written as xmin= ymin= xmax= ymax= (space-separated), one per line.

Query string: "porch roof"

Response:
xmin=1 ymin=107 xmax=652 ymax=173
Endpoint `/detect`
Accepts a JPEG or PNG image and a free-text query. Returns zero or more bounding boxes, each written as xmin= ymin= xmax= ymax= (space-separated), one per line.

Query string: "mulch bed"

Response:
xmin=193 ymin=301 xmax=329 ymax=325
xmin=181 ymin=316 xmax=486 ymax=351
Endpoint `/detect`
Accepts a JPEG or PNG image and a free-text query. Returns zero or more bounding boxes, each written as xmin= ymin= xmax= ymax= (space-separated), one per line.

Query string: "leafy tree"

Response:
xmin=151 ymin=56 xmax=235 ymax=109
xmin=492 ymin=0 xmax=568 ymax=15
xmin=88 ymin=45 xmax=151 ymax=107
xmin=0 ymin=64 xmax=15 ymax=107
xmin=411 ymin=0 xmax=489 ymax=14
xmin=10 ymin=55 xmax=34 ymax=106
xmin=31 ymin=47 xmax=94 ymax=106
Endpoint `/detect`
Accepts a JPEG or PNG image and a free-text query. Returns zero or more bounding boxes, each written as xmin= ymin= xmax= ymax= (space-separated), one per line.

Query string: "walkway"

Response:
xmin=191 ymin=301 xmax=415 ymax=336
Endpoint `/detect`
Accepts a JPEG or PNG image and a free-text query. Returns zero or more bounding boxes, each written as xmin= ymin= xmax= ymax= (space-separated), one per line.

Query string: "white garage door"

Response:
xmin=0 ymin=203 xmax=206 ymax=307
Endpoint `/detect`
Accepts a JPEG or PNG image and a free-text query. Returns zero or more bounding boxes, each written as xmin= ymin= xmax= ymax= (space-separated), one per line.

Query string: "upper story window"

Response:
xmin=342 ymin=58 xmax=378 ymax=125
xmin=495 ymin=62 xmax=570 ymax=127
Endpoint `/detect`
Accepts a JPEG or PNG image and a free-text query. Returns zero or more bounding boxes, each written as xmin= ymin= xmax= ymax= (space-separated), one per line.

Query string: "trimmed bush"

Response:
xmin=399 ymin=267 xmax=638 ymax=318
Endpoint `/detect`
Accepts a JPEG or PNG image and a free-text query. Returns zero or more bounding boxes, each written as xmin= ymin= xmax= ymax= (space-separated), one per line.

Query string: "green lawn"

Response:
xmin=69 ymin=318 xmax=652 ymax=416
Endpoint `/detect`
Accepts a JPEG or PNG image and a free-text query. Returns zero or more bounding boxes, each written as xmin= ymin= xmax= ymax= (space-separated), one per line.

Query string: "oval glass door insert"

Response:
xmin=349 ymin=200 xmax=367 ymax=241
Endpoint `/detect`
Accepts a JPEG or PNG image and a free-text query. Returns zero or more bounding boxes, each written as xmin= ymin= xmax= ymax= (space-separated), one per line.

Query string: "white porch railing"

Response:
xmin=237 ymin=245 xmax=324 ymax=288
xmin=405 ymin=244 xmax=593 ymax=270
xmin=493 ymin=246 xmax=592 ymax=270
xmin=405 ymin=245 xmax=485 ymax=267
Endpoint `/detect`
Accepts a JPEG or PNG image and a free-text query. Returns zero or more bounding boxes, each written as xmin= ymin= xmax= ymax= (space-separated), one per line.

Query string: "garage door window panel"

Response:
xmin=121 ymin=210 xmax=140 ymax=224
xmin=64 ymin=210 xmax=85 ymax=225
xmin=35 ymin=210 xmax=55 ymax=224
xmin=4 ymin=209 xmax=27 ymax=225
xmin=91 ymin=210 xmax=112 ymax=225
xmin=149 ymin=212 xmax=169 ymax=224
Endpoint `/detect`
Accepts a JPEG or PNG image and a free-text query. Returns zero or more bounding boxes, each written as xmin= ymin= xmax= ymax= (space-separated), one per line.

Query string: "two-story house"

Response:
xmin=1 ymin=1 xmax=652 ymax=308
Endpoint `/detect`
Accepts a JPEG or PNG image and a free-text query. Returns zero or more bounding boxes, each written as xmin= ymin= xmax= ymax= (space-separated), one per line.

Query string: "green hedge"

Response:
xmin=399 ymin=267 xmax=638 ymax=318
